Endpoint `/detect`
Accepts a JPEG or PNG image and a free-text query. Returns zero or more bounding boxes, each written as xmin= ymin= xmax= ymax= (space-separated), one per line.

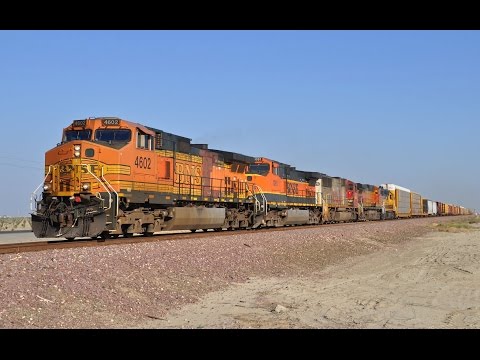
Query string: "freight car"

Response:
xmin=423 ymin=199 xmax=438 ymax=216
xmin=381 ymin=184 xmax=411 ymax=218
xmin=30 ymin=117 xmax=472 ymax=240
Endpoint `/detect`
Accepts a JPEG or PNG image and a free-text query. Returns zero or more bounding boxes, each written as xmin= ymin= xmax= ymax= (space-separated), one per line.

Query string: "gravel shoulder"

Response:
xmin=0 ymin=216 xmax=477 ymax=328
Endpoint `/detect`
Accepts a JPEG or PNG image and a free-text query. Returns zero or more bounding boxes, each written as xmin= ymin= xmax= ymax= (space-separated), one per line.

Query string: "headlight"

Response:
xmin=43 ymin=184 xmax=50 ymax=191
xmin=74 ymin=145 xmax=81 ymax=157
xmin=82 ymin=183 xmax=90 ymax=191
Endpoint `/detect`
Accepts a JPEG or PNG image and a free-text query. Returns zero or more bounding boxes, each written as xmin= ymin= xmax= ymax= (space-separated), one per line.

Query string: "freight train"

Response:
xmin=30 ymin=117 xmax=472 ymax=240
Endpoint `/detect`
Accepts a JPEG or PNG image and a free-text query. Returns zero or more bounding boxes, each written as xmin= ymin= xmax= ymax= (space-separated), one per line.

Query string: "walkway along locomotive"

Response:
xmin=30 ymin=117 xmax=471 ymax=240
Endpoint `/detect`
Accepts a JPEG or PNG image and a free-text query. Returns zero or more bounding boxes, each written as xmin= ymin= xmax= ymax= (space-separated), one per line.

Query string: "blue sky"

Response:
xmin=0 ymin=30 xmax=478 ymax=215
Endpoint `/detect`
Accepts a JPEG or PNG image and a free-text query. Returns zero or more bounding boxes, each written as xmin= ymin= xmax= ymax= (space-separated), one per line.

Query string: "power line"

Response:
xmin=0 ymin=162 xmax=43 ymax=170
xmin=0 ymin=155 xmax=43 ymax=164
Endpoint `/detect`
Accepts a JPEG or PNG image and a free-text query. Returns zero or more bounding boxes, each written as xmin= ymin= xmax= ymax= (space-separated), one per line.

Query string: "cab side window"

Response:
xmin=137 ymin=131 xmax=153 ymax=150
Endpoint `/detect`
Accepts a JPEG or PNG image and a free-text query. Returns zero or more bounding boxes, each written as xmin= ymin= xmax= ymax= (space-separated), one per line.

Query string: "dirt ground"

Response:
xmin=142 ymin=224 xmax=480 ymax=329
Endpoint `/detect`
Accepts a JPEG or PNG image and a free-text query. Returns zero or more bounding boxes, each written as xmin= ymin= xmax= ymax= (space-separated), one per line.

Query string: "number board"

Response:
xmin=72 ymin=120 xmax=86 ymax=127
xmin=102 ymin=118 xmax=120 ymax=126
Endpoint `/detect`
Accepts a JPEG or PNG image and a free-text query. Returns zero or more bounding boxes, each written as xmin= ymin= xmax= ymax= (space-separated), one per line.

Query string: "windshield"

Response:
xmin=95 ymin=129 xmax=131 ymax=142
xmin=64 ymin=130 xmax=92 ymax=142
xmin=248 ymin=164 xmax=270 ymax=176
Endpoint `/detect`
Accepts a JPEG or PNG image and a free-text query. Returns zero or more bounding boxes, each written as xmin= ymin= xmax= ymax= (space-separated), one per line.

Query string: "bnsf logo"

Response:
xmin=175 ymin=163 xmax=202 ymax=186
xmin=58 ymin=164 xmax=98 ymax=174
xmin=287 ymin=182 xmax=298 ymax=195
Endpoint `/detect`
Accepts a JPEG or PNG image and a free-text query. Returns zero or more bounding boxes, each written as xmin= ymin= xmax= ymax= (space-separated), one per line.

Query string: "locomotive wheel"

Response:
xmin=214 ymin=228 xmax=222 ymax=232
xmin=96 ymin=231 xmax=111 ymax=242
xmin=190 ymin=229 xmax=197 ymax=233
xmin=65 ymin=237 xmax=75 ymax=241
xmin=144 ymin=232 xmax=154 ymax=237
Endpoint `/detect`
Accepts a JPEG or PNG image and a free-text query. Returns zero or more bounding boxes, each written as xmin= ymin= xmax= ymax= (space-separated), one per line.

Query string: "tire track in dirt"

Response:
xmin=142 ymin=229 xmax=480 ymax=328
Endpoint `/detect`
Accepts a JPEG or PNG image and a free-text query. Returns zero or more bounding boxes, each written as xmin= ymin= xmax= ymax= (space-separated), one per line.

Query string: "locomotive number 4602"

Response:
xmin=135 ymin=156 xmax=151 ymax=169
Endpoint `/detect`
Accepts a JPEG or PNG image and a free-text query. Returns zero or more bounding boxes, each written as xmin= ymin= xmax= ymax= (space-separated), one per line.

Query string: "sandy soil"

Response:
xmin=143 ymin=225 xmax=480 ymax=329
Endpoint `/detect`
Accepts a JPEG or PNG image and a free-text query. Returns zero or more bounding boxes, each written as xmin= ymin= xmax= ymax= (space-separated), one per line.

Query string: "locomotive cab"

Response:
xmin=31 ymin=117 xmax=153 ymax=239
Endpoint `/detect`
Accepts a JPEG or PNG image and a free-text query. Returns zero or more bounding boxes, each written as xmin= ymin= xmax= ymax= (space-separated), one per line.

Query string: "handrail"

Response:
xmin=253 ymin=184 xmax=268 ymax=215
xmin=100 ymin=166 xmax=119 ymax=218
xmin=30 ymin=165 xmax=52 ymax=211
xmin=246 ymin=183 xmax=268 ymax=215
xmin=245 ymin=183 xmax=261 ymax=213
xmin=82 ymin=164 xmax=112 ymax=211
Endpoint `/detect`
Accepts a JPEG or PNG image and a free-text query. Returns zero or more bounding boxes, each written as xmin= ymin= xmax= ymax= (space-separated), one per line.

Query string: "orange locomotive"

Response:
xmin=356 ymin=184 xmax=381 ymax=220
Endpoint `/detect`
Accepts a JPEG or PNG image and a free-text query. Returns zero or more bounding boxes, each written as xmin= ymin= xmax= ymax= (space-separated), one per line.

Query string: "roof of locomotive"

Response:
xmin=208 ymin=148 xmax=256 ymax=164
xmin=68 ymin=117 xmax=154 ymax=135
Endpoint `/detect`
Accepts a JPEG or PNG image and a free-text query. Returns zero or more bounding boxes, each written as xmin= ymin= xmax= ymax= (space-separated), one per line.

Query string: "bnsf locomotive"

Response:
xmin=30 ymin=117 xmax=471 ymax=240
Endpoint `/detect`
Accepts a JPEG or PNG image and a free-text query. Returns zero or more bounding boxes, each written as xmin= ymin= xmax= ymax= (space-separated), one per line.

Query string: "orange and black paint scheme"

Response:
xmin=31 ymin=117 xmax=472 ymax=240
xmin=31 ymin=117 xmax=257 ymax=239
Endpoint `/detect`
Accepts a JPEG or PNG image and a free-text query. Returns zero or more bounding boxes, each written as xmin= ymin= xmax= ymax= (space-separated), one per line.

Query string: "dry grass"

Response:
xmin=467 ymin=216 xmax=480 ymax=224
xmin=432 ymin=216 xmax=480 ymax=232
xmin=0 ymin=217 xmax=32 ymax=231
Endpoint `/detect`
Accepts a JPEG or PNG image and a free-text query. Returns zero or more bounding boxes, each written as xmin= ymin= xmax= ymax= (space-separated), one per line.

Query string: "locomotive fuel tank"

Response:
xmin=162 ymin=207 xmax=226 ymax=231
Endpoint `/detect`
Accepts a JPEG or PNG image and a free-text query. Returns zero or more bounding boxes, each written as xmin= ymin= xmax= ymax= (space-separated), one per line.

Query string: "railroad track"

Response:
xmin=0 ymin=216 xmax=466 ymax=255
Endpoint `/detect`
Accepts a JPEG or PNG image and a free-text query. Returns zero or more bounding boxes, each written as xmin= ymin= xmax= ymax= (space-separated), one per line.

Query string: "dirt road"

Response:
xmin=145 ymin=225 xmax=480 ymax=328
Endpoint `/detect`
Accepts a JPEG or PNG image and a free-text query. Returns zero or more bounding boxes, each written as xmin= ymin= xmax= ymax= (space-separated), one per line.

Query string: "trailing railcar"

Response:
xmin=437 ymin=202 xmax=444 ymax=216
xmin=381 ymin=184 xmax=411 ymax=218
xmin=411 ymin=192 xmax=423 ymax=217
xmin=422 ymin=199 xmax=437 ymax=216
